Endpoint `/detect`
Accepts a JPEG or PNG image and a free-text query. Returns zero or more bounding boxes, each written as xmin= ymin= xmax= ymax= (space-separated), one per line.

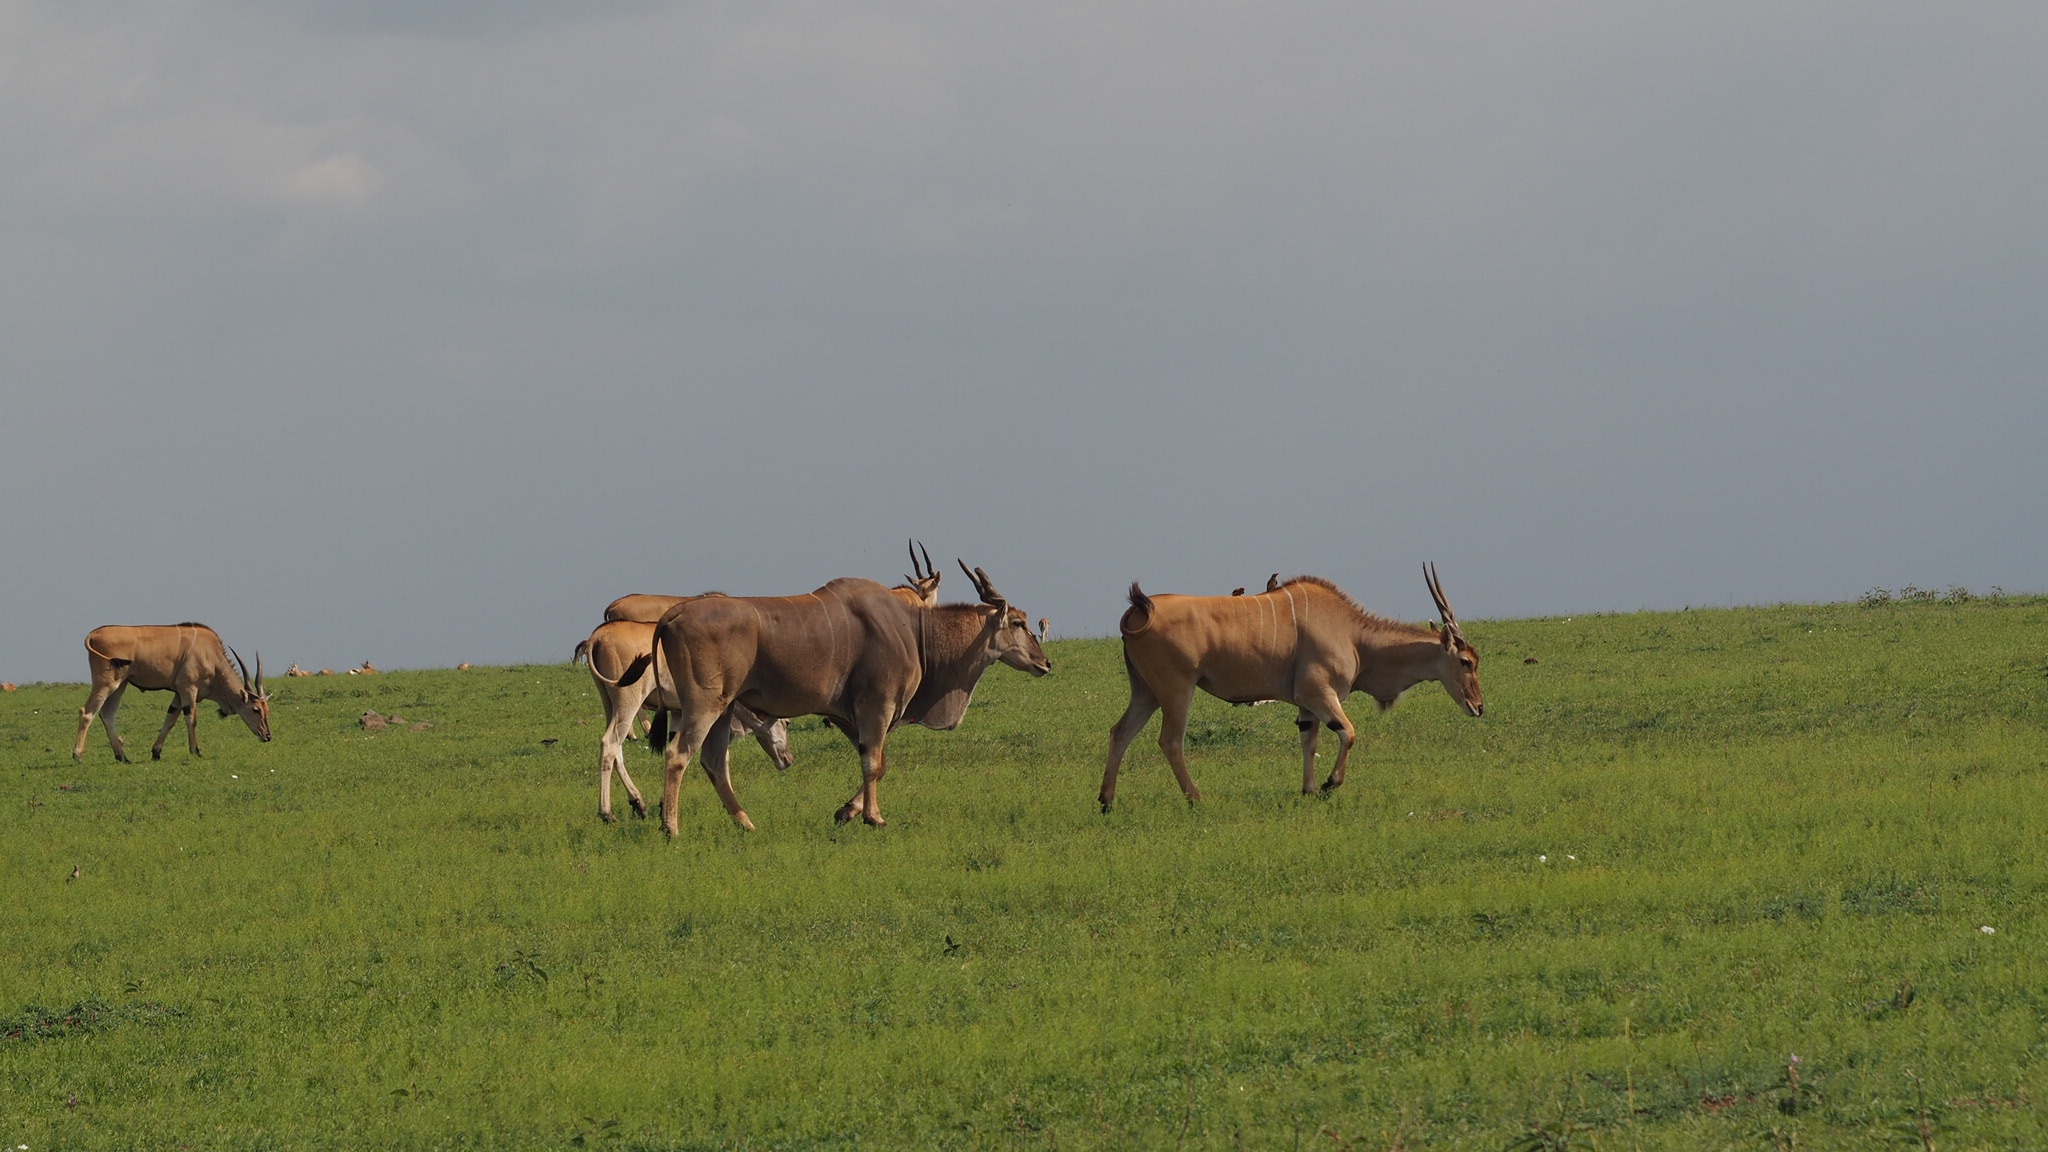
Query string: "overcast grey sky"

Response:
xmin=4 ymin=2 xmax=2043 ymax=681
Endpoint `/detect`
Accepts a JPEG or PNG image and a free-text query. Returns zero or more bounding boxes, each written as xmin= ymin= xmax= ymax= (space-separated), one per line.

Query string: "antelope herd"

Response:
xmin=60 ymin=541 xmax=1486 ymax=833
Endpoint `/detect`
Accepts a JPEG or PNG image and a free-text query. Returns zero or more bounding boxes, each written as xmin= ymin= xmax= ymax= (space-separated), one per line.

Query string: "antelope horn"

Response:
xmin=228 ymin=645 xmax=254 ymax=690
xmin=1425 ymin=563 xmax=1461 ymax=632
xmin=919 ymin=541 xmax=935 ymax=582
xmin=974 ymin=566 xmax=1007 ymax=608
xmin=956 ymin=560 xmax=1007 ymax=607
xmin=907 ymin=539 xmax=925 ymax=580
xmin=254 ymin=651 xmax=265 ymax=694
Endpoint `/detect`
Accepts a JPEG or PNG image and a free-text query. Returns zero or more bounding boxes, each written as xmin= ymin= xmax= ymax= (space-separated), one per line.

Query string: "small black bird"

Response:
xmin=1266 ymin=573 xmax=1282 ymax=591
xmin=943 ymin=935 xmax=963 ymax=957
xmin=1231 ymin=587 xmax=1245 ymax=596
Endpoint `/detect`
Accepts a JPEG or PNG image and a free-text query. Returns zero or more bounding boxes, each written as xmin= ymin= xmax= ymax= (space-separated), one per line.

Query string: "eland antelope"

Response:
xmin=1100 ymin=565 xmax=1482 ymax=810
xmin=602 ymin=540 xmax=945 ymax=624
xmin=73 ymin=624 xmax=272 ymax=762
xmin=650 ymin=562 xmax=1049 ymax=835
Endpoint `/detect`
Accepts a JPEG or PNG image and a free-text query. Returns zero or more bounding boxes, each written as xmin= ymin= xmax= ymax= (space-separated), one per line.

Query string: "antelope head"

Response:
xmin=226 ymin=647 xmax=274 ymax=741
xmin=957 ymin=560 xmax=1051 ymax=676
xmin=1424 ymin=563 xmax=1483 ymax=717
xmin=901 ymin=539 xmax=943 ymax=606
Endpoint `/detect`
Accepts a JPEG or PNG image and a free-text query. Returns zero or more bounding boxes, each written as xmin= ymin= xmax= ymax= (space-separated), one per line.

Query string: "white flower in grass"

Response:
xmin=1538 ymin=854 xmax=1548 ymax=864
xmin=1979 ymin=925 xmax=1996 ymax=935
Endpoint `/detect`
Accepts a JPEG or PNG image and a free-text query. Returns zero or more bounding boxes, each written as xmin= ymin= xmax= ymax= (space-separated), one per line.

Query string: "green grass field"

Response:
xmin=5 ymin=595 xmax=2046 ymax=1149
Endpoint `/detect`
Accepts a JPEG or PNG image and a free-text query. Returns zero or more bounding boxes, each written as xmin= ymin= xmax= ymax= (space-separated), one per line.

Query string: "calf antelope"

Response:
xmin=73 ymin=624 xmax=272 ymax=762
xmin=1101 ymin=565 xmax=1482 ymax=810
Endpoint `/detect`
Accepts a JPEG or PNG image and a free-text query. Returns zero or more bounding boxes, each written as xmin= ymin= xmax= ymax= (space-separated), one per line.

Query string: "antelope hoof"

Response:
xmin=1320 ymin=777 xmax=1342 ymax=794
xmin=629 ymin=797 xmax=648 ymax=819
xmin=733 ymin=811 xmax=757 ymax=833
xmin=1099 ymin=797 xmax=1114 ymax=814
xmin=600 ymin=811 xmax=616 ymax=824
xmin=861 ymin=813 xmax=887 ymax=828
xmin=834 ymin=804 xmax=858 ymax=825
xmin=151 ymin=749 xmax=162 ymax=762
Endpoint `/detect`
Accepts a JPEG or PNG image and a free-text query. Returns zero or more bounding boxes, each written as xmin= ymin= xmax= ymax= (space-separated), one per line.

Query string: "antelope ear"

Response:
xmin=1440 ymin=625 xmax=1457 ymax=650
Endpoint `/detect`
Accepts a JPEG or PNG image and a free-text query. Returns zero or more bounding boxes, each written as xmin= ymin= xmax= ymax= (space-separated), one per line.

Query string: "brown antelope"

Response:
xmin=1038 ymin=617 xmax=1051 ymax=642
xmin=583 ymin=616 xmax=793 ymax=822
xmin=285 ymin=663 xmax=310 ymax=678
xmin=651 ymin=562 xmax=1049 ymax=835
xmin=73 ymin=624 xmax=272 ymax=762
xmin=1100 ymin=565 xmax=1482 ymax=811
xmin=603 ymin=541 xmax=944 ymax=624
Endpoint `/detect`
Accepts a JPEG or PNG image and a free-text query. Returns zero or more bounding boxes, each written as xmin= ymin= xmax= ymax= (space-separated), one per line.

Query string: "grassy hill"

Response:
xmin=5 ymin=595 xmax=2046 ymax=1148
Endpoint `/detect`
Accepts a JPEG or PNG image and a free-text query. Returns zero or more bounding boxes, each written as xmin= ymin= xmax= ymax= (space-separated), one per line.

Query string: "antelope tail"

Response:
xmin=585 ymin=646 xmax=651 ymax=689
xmin=647 ymin=629 xmax=673 ymax=752
xmin=83 ymin=634 xmax=130 ymax=669
xmin=1120 ymin=582 xmax=1155 ymax=638
xmin=650 ymin=631 xmax=671 ymax=699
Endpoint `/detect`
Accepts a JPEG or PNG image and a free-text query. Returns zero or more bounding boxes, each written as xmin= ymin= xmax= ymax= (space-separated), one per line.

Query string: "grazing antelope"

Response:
xmin=2 ymin=683 xmax=16 ymax=693
xmin=1100 ymin=565 xmax=1482 ymax=811
xmin=583 ymin=615 xmax=793 ymax=822
xmin=651 ymin=562 xmax=1049 ymax=834
xmin=73 ymin=624 xmax=272 ymax=762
